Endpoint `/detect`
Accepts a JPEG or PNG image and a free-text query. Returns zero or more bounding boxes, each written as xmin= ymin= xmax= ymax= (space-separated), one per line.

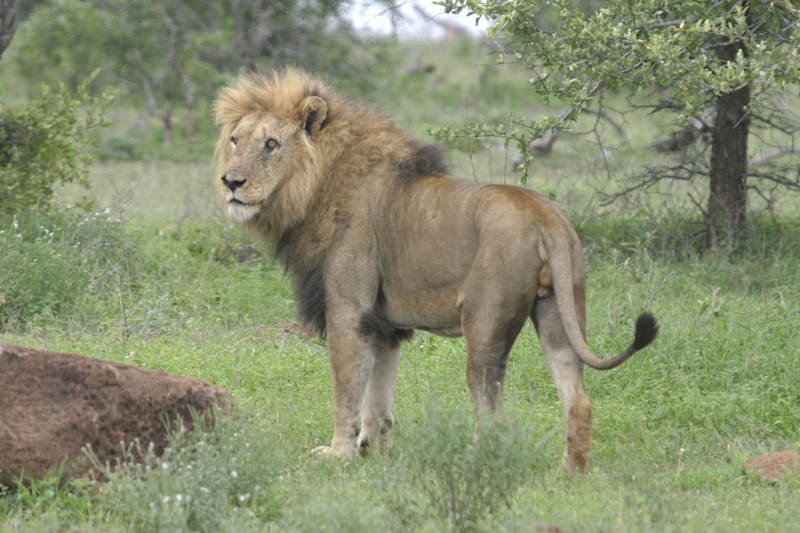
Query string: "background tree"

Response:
xmin=2 ymin=0 xmax=110 ymax=217
xmin=441 ymin=0 xmax=800 ymax=247
xmin=9 ymin=0 xmax=387 ymax=147
xmin=0 ymin=0 xmax=19 ymax=60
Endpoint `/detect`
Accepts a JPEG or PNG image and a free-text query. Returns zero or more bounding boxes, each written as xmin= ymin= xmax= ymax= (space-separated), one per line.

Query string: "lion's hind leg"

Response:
xmin=461 ymin=239 xmax=540 ymax=423
xmin=461 ymin=289 xmax=536 ymax=421
xmin=357 ymin=345 xmax=401 ymax=454
xmin=531 ymin=295 xmax=592 ymax=473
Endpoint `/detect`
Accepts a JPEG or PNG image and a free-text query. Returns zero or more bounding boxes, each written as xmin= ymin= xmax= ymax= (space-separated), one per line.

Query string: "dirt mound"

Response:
xmin=744 ymin=450 xmax=800 ymax=482
xmin=0 ymin=344 xmax=233 ymax=485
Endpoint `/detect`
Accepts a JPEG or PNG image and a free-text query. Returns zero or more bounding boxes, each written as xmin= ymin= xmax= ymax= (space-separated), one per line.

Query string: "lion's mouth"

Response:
xmin=226 ymin=197 xmax=261 ymax=223
xmin=225 ymin=191 xmax=253 ymax=206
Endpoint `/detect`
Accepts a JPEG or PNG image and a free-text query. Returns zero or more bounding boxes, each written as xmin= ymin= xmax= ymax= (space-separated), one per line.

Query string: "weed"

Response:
xmin=391 ymin=405 xmax=546 ymax=532
xmin=85 ymin=412 xmax=285 ymax=532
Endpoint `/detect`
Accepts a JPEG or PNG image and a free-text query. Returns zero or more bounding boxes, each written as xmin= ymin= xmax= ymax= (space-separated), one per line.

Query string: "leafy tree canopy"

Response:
xmin=444 ymin=0 xmax=799 ymax=121
xmin=440 ymin=0 xmax=800 ymax=246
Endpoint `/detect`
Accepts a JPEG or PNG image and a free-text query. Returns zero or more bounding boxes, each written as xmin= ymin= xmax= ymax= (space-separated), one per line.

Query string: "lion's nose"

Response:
xmin=221 ymin=174 xmax=246 ymax=192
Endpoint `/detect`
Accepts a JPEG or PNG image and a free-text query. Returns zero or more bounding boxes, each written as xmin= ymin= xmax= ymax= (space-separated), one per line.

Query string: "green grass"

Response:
xmin=2 ymin=182 xmax=800 ymax=531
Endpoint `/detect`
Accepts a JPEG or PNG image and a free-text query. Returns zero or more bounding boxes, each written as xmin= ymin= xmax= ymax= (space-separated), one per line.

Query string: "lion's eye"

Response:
xmin=229 ymin=137 xmax=238 ymax=151
xmin=264 ymin=138 xmax=279 ymax=154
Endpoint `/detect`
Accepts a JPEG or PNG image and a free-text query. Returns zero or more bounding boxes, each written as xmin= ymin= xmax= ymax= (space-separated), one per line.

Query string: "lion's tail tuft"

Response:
xmin=632 ymin=312 xmax=659 ymax=351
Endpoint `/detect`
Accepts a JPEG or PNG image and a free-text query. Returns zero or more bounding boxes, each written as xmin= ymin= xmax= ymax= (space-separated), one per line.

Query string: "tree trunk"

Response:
xmin=707 ymin=85 xmax=750 ymax=247
xmin=177 ymin=65 xmax=196 ymax=144
xmin=162 ymin=97 xmax=173 ymax=144
xmin=706 ymin=2 xmax=751 ymax=248
xmin=0 ymin=0 xmax=20 ymax=61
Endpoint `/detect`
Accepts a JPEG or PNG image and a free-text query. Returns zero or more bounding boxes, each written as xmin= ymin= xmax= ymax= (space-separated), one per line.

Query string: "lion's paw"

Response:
xmin=310 ymin=445 xmax=335 ymax=457
xmin=310 ymin=445 xmax=357 ymax=460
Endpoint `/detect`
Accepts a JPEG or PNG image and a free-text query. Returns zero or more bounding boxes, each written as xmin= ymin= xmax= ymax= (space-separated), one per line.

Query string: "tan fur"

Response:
xmin=214 ymin=68 xmax=658 ymax=472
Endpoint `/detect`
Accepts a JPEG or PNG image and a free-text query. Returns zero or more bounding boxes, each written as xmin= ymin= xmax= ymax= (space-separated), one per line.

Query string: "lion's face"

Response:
xmin=216 ymin=93 xmax=328 ymax=227
xmin=217 ymin=112 xmax=299 ymax=223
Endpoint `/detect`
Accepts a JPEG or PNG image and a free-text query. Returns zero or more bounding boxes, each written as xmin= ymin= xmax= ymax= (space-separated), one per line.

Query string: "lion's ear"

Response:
xmin=298 ymin=96 xmax=328 ymax=140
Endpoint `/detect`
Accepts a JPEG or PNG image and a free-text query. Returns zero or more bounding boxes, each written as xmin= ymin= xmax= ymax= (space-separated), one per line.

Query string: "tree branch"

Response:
xmin=756 ymin=0 xmax=800 ymax=21
xmin=584 ymin=108 xmax=627 ymax=138
xmin=748 ymin=140 xmax=800 ymax=166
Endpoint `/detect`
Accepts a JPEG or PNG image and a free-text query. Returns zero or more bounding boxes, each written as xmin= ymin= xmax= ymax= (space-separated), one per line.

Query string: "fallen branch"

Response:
xmin=651 ymin=106 xmax=717 ymax=152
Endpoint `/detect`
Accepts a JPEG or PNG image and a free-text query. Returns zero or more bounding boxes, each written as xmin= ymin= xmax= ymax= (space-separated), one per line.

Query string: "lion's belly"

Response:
xmin=418 ymin=325 xmax=463 ymax=338
xmin=382 ymin=287 xmax=464 ymax=338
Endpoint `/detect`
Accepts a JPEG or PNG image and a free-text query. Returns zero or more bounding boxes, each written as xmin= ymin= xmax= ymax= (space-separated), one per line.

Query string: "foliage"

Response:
xmin=400 ymin=406 xmax=542 ymax=532
xmin=86 ymin=413 xmax=284 ymax=532
xmin=6 ymin=0 xmax=396 ymax=147
xmin=0 ymin=72 xmax=111 ymax=215
xmin=437 ymin=0 xmax=800 ymax=245
xmin=7 ymin=1 xmax=112 ymax=91
xmin=440 ymin=0 xmax=800 ymax=138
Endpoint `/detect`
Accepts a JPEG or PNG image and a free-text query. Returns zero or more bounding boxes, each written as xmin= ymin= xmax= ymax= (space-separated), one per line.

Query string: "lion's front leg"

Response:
xmin=314 ymin=323 xmax=376 ymax=460
xmin=357 ymin=345 xmax=400 ymax=454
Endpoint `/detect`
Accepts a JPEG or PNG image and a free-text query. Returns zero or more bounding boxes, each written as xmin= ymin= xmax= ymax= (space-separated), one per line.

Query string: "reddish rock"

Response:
xmin=0 ymin=344 xmax=233 ymax=485
xmin=744 ymin=450 xmax=800 ymax=482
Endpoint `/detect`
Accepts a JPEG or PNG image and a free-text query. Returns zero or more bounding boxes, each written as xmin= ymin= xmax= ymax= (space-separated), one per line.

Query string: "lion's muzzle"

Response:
xmin=221 ymin=174 xmax=246 ymax=192
xmin=220 ymin=174 xmax=260 ymax=222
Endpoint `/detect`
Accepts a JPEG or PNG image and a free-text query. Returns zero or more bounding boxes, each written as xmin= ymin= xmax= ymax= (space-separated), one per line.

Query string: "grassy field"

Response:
xmin=3 ymin=38 xmax=800 ymax=532
xmin=2 ymin=152 xmax=800 ymax=531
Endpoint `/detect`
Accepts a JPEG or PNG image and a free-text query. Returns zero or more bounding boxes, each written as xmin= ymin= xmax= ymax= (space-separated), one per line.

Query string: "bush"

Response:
xmin=0 ymin=71 xmax=110 ymax=215
xmin=394 ymin=405 xmax=545 ymax=532
xmin=0 ymin=210 xmax=128 ymax=330
xmin=86 ymin=413 xmax=284 ymax=532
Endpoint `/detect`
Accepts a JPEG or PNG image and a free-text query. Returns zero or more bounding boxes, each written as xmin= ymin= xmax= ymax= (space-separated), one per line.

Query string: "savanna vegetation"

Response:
xmin=1 ymin=1 xmax=800 ymax=531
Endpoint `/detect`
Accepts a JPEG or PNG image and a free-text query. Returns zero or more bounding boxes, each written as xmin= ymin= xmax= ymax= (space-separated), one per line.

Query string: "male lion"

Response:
xmin=214 ymin=68 xmax=658 ymax=473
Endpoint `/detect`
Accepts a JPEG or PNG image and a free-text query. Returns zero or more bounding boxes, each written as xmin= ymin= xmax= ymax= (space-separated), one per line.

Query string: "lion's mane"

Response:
xmin=214 ymin=68 xmax=447 ymax=337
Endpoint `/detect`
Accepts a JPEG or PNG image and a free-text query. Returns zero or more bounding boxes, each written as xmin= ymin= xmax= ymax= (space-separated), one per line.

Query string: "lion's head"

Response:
xmin=214 ymin=69 xmax=337 ymax=238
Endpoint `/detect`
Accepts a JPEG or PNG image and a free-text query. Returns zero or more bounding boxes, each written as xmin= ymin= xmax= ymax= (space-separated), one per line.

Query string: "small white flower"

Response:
xmin=231 ymin=470 xmax=238 ymax=478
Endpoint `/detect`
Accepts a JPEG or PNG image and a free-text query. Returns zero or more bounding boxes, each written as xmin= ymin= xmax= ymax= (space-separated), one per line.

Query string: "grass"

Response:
xmin=2 ymin=172 xmax=800 ymax=531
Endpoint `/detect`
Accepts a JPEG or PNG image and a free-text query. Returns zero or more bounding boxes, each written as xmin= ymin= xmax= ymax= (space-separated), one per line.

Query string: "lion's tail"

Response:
xmin=542 ymin=229 xmax=659 ymax=371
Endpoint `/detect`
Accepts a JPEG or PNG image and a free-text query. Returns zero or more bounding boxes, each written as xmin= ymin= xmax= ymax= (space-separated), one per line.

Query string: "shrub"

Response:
xmin=396 ymin=405 xmax=544 ymax=532
xmin=87 ymin=413 xmax=284 ymax=532
xmin=0 ymin=71 xmax=110 ymax=215
xmin=0 ymin=210 xmax=128 ymax=330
